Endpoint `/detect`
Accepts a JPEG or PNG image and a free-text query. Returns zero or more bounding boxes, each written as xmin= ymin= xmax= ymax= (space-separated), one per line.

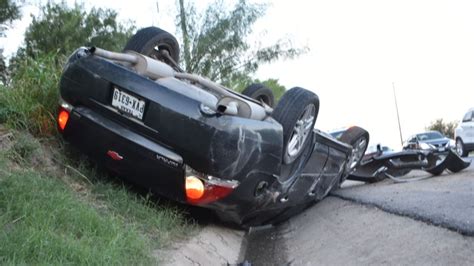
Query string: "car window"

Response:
xmin=462 ymin=111 xmax=472 ymax=122
xmin=416 ymin=131 xmax=443 ymax=140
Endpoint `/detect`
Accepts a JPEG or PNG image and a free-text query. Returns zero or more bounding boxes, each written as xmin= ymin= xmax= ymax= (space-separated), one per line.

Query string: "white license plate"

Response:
xmin=111 ymin=88 xmax=145 ymax=120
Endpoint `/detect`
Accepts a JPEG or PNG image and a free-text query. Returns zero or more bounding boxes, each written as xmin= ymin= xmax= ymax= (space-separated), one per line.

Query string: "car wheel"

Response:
xmin=339 ymin=126 xmax=370 ymax=171
xmin=123 ymin=27 xmax=180 ymax=65
xmin=455 ymin=138 xmax=468 ymax=157
xmin=272 ymin=87 xmax=319 ymax=164
xmin=241 ymin=83 xmax=275 ymax=108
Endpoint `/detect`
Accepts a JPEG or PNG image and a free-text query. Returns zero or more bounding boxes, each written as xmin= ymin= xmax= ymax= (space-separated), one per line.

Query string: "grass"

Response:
xmin=0 ymin=167 xmax=153 ymax=265
xmin=90 ymin=182 xmax=188 ymax=247
xmin=0 ymin=130 xmax=191 ymax=264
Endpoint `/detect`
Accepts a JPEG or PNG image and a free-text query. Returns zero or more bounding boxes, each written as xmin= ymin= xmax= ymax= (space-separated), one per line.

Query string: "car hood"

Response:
xmin=421 ymin=138 xmax=449 ymax=146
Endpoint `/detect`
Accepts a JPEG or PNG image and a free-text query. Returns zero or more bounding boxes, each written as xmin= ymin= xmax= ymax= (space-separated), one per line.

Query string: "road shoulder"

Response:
xmin=245 ymin=196 xmax=474 ymax=265
xmin=158 ymin=224 xmax=246 ymax=265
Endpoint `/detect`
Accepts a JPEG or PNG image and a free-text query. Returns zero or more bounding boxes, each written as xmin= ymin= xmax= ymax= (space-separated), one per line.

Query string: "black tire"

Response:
xmin=339 ymin=126 xmax=370 ymax=171
xmin=455 ymin=138 xmax=468 ymax=157
xmin=241 ymin=83 xmax=275 ymax=107
xmin=272 ymin=87 xmax=319 ymax=164
xmin=123 ymin=27 xmax=180 ymax=64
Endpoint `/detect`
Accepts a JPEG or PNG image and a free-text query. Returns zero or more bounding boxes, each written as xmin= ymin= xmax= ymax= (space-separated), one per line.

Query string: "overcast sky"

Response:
xmin=3 ymin=0 xmax=474 ymax=149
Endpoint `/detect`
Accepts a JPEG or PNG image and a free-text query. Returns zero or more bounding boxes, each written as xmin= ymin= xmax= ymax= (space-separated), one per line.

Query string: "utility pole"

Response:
xmin=392 ymin=82 xmax=404 ymax=146
xmin=154 ymin=2 xmax=159 ymax=26
xmin=178 ymin=0 xmax=191 ymax=72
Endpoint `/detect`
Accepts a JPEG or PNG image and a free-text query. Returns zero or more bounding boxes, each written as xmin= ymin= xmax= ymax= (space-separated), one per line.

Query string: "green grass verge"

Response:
xmin=91 ymin=182 xmax=188 ymax=247
xmin=0 ymin=133 xmax=191 ymax=264
xmin=0 ymin=167 xmax=153 ymax=265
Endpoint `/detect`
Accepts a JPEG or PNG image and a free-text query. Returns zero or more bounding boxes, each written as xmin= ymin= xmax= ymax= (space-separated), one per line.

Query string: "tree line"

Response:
xmin=1 ymin=0 xmax=306 ymax=95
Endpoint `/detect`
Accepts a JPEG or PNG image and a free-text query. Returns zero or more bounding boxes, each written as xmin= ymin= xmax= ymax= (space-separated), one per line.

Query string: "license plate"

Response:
xmin=111 ymin=87 xmax=146 ymax=120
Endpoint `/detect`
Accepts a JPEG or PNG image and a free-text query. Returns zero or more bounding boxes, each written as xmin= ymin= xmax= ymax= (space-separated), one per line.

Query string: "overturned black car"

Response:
xmin=57 ymin=27 xmax=370 ymax=226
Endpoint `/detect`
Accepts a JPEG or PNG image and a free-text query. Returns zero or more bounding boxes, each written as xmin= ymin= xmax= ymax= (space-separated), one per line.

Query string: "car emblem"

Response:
xmin=107 ymin=150 xmax=124 ymax=161
xmin=156 ymin=154 xmax=180 ymax=168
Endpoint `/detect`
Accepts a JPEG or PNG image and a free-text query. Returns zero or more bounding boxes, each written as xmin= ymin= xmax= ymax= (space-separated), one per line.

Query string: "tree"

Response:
xmin=0 ymin=0 xmax=20 ymax=37
xmin=176 ymin=0 xmax=307 ymax=87
xmin=426 ymin=119 xmax=458 ymax=138
xmin=1 ymin=0 xmax=21 ymax=84
xmin=22 ymin=2 xmax=135 ymax=57
xmin=0 ymin=49 xmax=6 ymax=85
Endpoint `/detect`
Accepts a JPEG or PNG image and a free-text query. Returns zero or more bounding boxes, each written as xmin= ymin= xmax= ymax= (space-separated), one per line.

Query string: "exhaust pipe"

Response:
xmin=90 ymin=47 xmax=270 ymax=120
xmin=90 ymin=47 xmax=138 ymax=64
xmin=91 ymin=47 xmax=174 ymax=79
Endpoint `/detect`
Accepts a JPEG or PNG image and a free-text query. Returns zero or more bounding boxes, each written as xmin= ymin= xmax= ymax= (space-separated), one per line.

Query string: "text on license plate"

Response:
xmin=111 ymin=88 xmax=146 ymax=120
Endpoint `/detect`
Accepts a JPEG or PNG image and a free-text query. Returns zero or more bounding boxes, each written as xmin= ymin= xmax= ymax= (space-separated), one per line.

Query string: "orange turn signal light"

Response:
xmin=58 ymin=109 xmax=70 ymax=131
xmin=185 ymin=176 xmax=205 ymax=200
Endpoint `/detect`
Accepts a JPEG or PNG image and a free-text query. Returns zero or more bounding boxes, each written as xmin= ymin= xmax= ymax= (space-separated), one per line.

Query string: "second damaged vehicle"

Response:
xmin=57 ymin=27 xmax=369 ymax=226
xmin=348 ymin=142 xmax=470 ymax=183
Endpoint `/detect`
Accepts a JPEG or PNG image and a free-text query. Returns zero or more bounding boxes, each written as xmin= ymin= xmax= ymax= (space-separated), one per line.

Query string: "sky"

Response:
xmin=2 ymin=0 xmax=474 ymax=150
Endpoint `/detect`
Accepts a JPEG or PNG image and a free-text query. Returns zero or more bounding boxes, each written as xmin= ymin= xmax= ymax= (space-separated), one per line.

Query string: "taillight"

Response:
xmin=57 ymin=108 xmax=70 ymax=131
xmin=185 ymin=168 xmax=239 ymax=205
xmin=58 ymin=98 xmax=73 ymax=132
xmin=185 ymin=176 xmax=205 ymax=200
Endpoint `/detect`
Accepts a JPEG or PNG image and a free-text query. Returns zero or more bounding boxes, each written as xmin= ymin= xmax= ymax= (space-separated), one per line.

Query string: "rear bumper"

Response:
xmin=63 ymin=106 xmax=186 ymax=202
xmin=62 ymin=105 xmax=289 ymax=226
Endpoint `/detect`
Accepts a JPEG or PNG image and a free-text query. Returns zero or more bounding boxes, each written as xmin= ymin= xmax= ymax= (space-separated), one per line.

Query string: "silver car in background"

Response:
xmin=403 ymin=131 xmax=455 ymax=152
xmin=455 ymin=108 xmax=474 ymax=157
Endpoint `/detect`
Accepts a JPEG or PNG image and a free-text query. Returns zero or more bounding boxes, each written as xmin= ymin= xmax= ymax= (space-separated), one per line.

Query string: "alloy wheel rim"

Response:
xmin=286 ymin=105 xmax=316 ymax=159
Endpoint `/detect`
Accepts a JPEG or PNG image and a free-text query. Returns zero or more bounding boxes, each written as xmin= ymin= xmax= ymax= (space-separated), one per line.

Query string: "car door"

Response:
xmin=464 ymin=111 xmax=474 ymax=144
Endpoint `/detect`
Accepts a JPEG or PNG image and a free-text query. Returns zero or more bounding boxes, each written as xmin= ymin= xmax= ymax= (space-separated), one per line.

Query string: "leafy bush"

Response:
xmin=0 ymin=53 xmax=63 ymax=137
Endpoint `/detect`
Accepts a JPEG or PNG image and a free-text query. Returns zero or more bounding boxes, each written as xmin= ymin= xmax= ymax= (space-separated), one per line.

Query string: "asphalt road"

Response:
xmin=334 ymin=171 xmax=474 ymax=235
xmin=244 ymin=156 xmax=474 ymax=265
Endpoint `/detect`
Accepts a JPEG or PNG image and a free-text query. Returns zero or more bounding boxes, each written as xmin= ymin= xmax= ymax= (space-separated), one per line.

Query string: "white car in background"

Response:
xmin=455 ymin=108 xmax=474 ymax=157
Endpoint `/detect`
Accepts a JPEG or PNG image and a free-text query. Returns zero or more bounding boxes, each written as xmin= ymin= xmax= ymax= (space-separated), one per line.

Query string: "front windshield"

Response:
xmin=416 ymin=131 xmax=444 ymax=141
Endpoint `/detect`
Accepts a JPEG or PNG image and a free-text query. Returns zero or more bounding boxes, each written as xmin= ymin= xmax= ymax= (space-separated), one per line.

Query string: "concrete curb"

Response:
xmin=160 ymin=224 xmax=246 ymax=265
